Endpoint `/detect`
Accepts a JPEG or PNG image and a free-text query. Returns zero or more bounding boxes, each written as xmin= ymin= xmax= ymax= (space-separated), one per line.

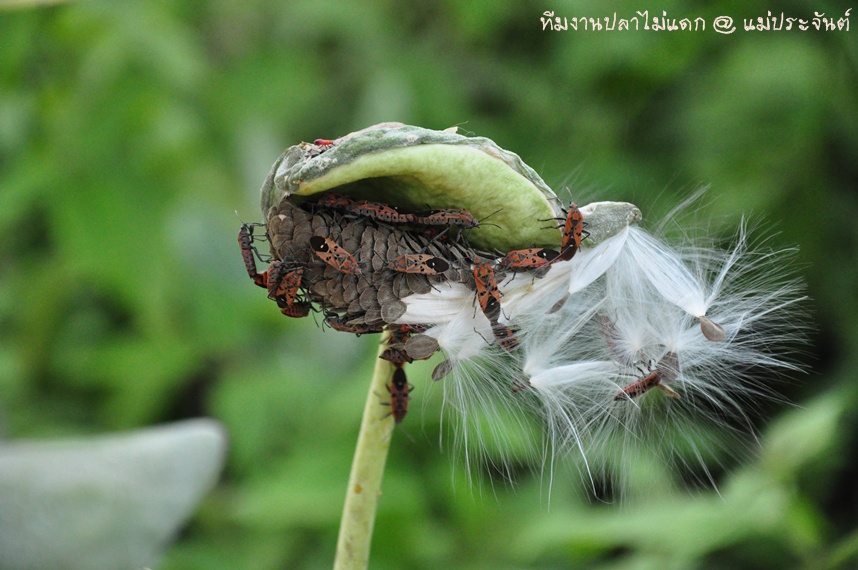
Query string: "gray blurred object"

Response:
xmin=0 ymin=419 xmax=227 ymax=570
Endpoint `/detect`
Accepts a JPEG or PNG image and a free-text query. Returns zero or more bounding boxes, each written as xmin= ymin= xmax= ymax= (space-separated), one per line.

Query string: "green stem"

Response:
xmin=334 ymin=333 xmax=395 ymax=570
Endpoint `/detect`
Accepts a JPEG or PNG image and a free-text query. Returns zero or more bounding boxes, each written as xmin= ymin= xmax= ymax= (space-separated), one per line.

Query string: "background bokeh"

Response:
xmin=1 ymin=0 xmax=856 ymax=568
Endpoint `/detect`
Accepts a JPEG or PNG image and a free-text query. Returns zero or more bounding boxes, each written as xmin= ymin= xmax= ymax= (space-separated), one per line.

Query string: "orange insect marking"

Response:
xmin=324 ymin=313 xmax=385 ymax=335
xmin=276 ymin=298 xmax=312 ymax=319
xmin=499 ymin=247 xmax=560 ymax=269
xmin=615 ymin=370 xmax=662 ymax=400
xmin=387 ymin=254 xmax=449 ymax=274
xmin=238 ymin=224 xmax=268 ymax=288
xmin=309 ymin=236 xmax=362 ymax=274
xmin=473 ymin=259 xmax=502 ymax=323
xmin=349 ymin=200 xmax=413 ymax=224
xmin=267 ymin=263 xmax=303 ymax=305
xmin=316 ymin=193 xmax=356 ymax=210
xmin=394 ymin=323 xmax=429 ymax=335
xmin=614 ymin=352 xmax=681 ymax=401
xmin=380 ymin=346 xmax=413 ymax=366
xmin=491 ymin=323 xmax=520 ymax=353
xmin=387 ymin=366 xmax=412 ymax=424
xmin=412 ymin=208 xmax=479 ymax=228
xmin=557 ymin=203 xmax=585 ymax=262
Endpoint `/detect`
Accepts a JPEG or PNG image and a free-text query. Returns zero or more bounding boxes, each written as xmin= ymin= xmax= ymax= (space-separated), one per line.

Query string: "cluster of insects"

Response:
xmin=239 ymin=187 xmax=641 ymax=423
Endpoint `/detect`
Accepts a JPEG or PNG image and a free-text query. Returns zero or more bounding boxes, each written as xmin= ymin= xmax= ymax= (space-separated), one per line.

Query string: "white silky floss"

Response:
xmin=398 ymin=201 xmax=807 ymax=488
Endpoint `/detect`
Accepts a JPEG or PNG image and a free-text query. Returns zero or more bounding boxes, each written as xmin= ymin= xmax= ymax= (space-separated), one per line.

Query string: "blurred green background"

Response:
xmin=1 ymin=0 xmax=856 ymax=568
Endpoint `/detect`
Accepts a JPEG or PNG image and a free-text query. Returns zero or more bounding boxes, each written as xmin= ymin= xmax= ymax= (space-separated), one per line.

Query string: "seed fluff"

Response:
xmin=402 ymin=202 xmax=808 ymax=495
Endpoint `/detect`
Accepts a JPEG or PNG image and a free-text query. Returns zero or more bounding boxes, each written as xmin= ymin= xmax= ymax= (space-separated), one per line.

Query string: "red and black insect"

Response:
xmin=614 ymin=353 xmax=680 ymax=401
xmin=387 ymin=324 xmax=414 ymax=345
xmin=386 ymin=254 xmax=450 ymax=275
xmin=313 ymin=194 xmax=417 ymax=226
xmin=324 ymin=313 xmax=385 ymax=336
xmin=473 ymin=259 xmax=502 ymax=323
xmin=348 ymin=199 xmax=414 ymax=225
xmin=309 ymin=235 xmax=362 ymax=274
xmin=314 ymin=138 xmax=335 ymax=147
xmin=381 ymin=323 xmax=419 ymax=365
xmin=498 ymin=247 xmax=560 ymax=270
xmin=615 ymin=369 xmax=662 ymax=400
xmin=276 ymin=297 xmax=312 ymax=319
xmin=412 ymin=208 xmax=480 ymax=228
xmin=386 ymin=366 xmax=412 ymax=424
xmin=491 ymin=323 xmax=520 ymax=353
xmin=380 ymin=346 xmax=413 ymax=366
xmin=415 ymin=226 xmax=450 ymax=243
xmin=556 ymin=203 xmax=586 ymax=262
xmin=392 ymin=323 xmax=429 ymax=335
xmin=267 ymin=263 xmax=304 ymax=305
xmin=315 ymin=193 xmax=356 ymax=210
xmin=238 ymin=223 xmax=269 ymax=289
xmin=240 ymin=223 xmax=310 ymax=314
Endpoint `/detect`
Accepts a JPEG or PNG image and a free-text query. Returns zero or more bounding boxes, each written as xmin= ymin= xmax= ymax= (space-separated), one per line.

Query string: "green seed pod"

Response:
xmin=260 ymin=123 xmax=567 ymax=251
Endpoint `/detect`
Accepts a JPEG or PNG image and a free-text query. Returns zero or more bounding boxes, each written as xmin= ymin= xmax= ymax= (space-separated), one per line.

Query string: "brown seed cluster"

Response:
xmin=264 ymin=198 xmax=482 ymax=329
xmin=243 ymin=191 xmax=586 ymax=423
xmin=245 ymin=194 xmax=587 ymax=349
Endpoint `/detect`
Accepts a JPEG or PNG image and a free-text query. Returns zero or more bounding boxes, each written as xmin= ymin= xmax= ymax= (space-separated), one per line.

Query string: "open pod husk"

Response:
xmin=260 ymin=123 xmax=566 ymax=251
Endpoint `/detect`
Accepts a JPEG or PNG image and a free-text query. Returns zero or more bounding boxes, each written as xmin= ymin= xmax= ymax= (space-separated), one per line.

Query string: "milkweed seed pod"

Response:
xmin=248 ymin=124 xmax=806 ymax=493
xmin=260 ymin=124 xmax=637 ymax=329
xmin=260 ymin=123 xmax=566 ymax=251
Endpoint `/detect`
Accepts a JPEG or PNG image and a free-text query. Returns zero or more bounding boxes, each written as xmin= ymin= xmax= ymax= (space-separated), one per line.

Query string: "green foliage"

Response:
xmin=1 ymin=0 xmax=856 ymax=568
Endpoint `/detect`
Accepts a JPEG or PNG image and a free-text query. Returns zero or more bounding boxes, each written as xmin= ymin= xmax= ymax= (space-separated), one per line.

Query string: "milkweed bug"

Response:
xmin=498 ymin=247 xmax=560 ymax=270
xmin=614 ymin=352 xmax=680 ymax=401
xmin=386 ymin=366 xmax=412 ymax=424
xmin=557 ymin=203 xmax=586 ymax=262
xmin=309 ymin=236 xmax=362 ymax=274
xmin=238 ymin=223 xmax=269 ymax=288
xmin=348 ymin=200 xmax=414 ymax=225
xmin=491 ymin=323 xmax=520 ymax=353
xmin=306 ymin=139 xmax=336 ymax=158
xmin=324 ymin=313 xmax=385 ymax=336
xmin=411 ymin=208 xmax=480 ymax=228
xmin=315 ymin=193 xmax=356 ymax=210
xmin=393 ymin=323 xmax=429 ymax=335
xmin=386 ymin=254 xmax=450 ymax=275
xmin=276 ymin=297 xmax=312 ymax=319
xmin=415 ymin=226 xmax=450 ymax=243
xmin=387 ymin=324 xmax=415 ymax=345
xmin=473 ymin=259 xmax=502 ymax=323
xmin=266 ymin=263 xmax=303 ymax=302
xmin=380 ymin=346 xmax=413 ymax=366
xmin=615 ymin=369 xmax=661 ymax=400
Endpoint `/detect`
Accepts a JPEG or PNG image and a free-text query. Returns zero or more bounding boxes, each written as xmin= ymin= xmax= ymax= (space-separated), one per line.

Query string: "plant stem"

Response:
xmin=334 ymin=333 xmax=395 ymax=570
